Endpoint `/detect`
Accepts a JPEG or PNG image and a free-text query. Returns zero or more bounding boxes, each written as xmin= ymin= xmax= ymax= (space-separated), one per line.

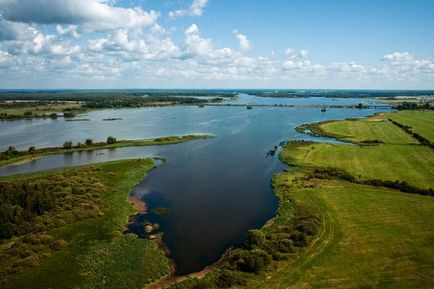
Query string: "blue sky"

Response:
xmin=0 ymin=0 xmax=433 ymax=89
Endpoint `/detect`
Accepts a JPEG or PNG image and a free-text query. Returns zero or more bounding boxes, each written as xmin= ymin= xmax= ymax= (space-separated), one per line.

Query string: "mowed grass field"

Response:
xmin=247 ymin=178 xmax=434 ymax=289
xmin=320 ymin=116 xmax=418 ymax=144
xmin=289 ymin=111 xmax=434 ymax=189
xmin=387 ymin=110 xmax=434 ymax=142
xmin=284 ymin=143 xmax=434 ymax=189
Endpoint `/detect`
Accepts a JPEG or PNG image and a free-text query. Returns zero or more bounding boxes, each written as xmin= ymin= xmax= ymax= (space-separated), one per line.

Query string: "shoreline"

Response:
xmin=0 ymin=134 xmax=215 ymax=168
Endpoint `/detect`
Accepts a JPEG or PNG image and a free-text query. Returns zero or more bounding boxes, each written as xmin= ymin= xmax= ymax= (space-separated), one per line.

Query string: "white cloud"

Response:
xmin=382 ymin=52 xmax=434 ymax=76
xmin=56 ymin=25 xmax=80 ymax=38
xmin=233 ymin=30 xmax=251 ymax=51
xmin=0 ymin=0 xmax=159 ymax=31
xmin=169 ymin=0 xmax=208 ymax=19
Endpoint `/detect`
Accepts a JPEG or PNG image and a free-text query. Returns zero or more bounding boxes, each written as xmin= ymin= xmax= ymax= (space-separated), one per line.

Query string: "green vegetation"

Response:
xmin=284 ymin=142 xmax=433 ymax=189
xmin=245 ymin=177 xmax=434 ymax=289
xmin=387 ymin=110 xmax=434 ymax=142
xmin=0 ymin=134 xmax=215 ymax=167
xmin=315 ymin=115 xmax=418 ymax=144
xmin=0 ymin=102 xmax=83 ymax=120
xmin=294 ymin=112 xmax=434 ymax=189
xmin=0 ymin=159 xmax=170 ymax=289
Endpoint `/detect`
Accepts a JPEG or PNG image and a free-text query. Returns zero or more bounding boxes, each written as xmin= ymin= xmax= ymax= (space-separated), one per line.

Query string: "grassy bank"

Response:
xmin=0 ymin=159 xmax=170 ymax=289
xmin=0 ymin=134 xmax=215 ymax=167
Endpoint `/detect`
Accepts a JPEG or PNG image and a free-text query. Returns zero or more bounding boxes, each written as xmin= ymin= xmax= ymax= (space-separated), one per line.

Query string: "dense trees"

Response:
xmin=0 ymin=182 xmax=54 ymax=238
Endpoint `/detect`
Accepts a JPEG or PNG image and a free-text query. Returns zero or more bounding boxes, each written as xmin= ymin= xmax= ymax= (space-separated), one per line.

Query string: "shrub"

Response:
xmin=296 ymin=221 xmax=319 ymax=235
xmin=5 ymin=146 xmax=18 ymax=155
xmin=85 ymin=138 xmax=93 ymax=146
xmin=290 ymin=232 xmax=308 ymax=247
xmin=227 ymin=248 xmax=272 ymax=273
xmin=215 ymin=270 xmax=246 ymax=287
xmin=106 ymin=136 xmax=117 ymax=144
xmin=49 ymin=113 xmax=58 ymax=119
xmin=63 ymin=141 xmax=73 ymax=149
xmin=244 ymin=229 xmax=266 ymax=249
xmin=28 ymin=146 xmax=36 ymax=153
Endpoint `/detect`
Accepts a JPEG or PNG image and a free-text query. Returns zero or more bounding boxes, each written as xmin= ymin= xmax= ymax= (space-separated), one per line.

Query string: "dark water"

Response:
xmin=0 ymin=98 xmax=389 ymax=274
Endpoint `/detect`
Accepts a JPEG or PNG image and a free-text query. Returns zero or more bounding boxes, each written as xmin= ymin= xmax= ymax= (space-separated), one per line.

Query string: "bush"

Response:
xmin=5 ymin=146 xmax=18 ymax=155
xmin=227 ymin=248 xmax=271 ymax=273
xmin=215 ymin=270 xmax=246 ymax=287
xmin=296 ymin=221 xmax=319 ymax=235
xmin=63 ymin=141 xmax=73 ymax=149
xmin=85 ymin=138 xmax=93 ymax=146
xmin=244 ymin=229 xmax=266 ymax=249
xmin=28 ymin=146 xmax=36 ymax=153
xmin=49 ymin=113 xmax=58 ymax=119
xmin=106 ymin=136 xmax=117 ymax=144
xmin=290 ymin=232 xmax=308 ymax=247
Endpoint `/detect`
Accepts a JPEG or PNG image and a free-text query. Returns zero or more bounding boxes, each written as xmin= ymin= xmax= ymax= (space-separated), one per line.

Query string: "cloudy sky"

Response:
xmin=0 ymin=0 xmax=433 ymax=89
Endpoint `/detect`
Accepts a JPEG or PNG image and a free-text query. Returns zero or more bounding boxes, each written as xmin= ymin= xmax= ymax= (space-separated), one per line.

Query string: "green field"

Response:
xmin=387 ymin=110 xmax=434 ymax=142
xmin=319 ymin=115 xmax=418 ymax=144
xmin=292 ymin=111 xmax=434 ymax=189
xmin=0 ymin=159 xmax=170 ymax=289
xmin=283 ymin=143 xmax=434 ymax=189
xmin=246 ymin=178 xmax=434 ymax=289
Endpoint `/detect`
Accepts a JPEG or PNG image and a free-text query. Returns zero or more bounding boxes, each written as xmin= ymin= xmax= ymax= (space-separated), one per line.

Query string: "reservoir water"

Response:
xmin=0 ymin=96 xmax=388 ymax=274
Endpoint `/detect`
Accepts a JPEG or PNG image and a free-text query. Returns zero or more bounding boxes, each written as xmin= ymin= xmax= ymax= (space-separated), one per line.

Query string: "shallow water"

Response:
xmin=0 ymin=98 xmax=389 ymax=274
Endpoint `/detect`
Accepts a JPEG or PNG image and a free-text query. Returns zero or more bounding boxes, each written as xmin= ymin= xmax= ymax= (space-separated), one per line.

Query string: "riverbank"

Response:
xmin=166 ymin=110 xmax=434 ymax=288
xmin=0 ymin=134 xmax=215 ymax=168
xmin=0 ymin=159 xmax=170 ymax=289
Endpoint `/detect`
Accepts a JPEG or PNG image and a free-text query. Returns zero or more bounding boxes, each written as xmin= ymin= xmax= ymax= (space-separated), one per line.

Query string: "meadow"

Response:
xmin=387 ymin=110 xmax=434 ymax=142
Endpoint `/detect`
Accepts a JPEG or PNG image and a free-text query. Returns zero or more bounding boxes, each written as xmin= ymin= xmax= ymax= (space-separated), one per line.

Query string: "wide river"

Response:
xmin=0 ymin=95 xmax=388 ymax=274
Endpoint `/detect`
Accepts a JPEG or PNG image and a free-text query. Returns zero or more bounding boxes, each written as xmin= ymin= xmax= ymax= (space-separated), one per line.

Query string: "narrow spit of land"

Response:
xmin=0 ymin=134 xmax=215 ymax=167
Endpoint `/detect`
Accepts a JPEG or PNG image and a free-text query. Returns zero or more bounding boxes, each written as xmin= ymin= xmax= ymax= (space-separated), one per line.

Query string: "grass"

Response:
xmin=293 ymin=112 xmax=434 ymax=189
xmin=0 ymin=134 xmax=215 ymax=167
xmin=319 ymin=115 xmax=418 ymax=144
xmin=283 ymin=142 xmax=434 ymax=189
xmin=0 ymin=159 xmax=170 ymax=289
xmin=247 ymin=178 xmax=434 ymax=289
xmin=387 ymin=110 xmax=434 ymax=142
